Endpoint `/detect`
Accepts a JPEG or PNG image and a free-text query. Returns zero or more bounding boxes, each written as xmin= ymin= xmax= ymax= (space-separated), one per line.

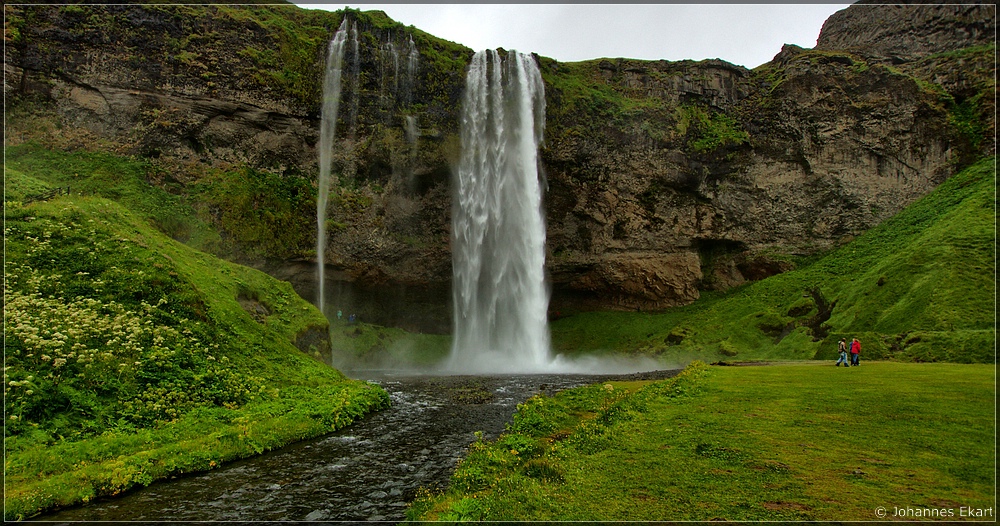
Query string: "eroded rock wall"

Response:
xmin=4 ymin=3 xmax=994 ymax=315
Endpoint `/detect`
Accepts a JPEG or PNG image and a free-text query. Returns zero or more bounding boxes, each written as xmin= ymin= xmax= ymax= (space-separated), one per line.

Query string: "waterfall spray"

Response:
xmin=317 ymin=18 xmax=350 ymax=314
xmin=449 ymin=50 xmax=549 ymax=373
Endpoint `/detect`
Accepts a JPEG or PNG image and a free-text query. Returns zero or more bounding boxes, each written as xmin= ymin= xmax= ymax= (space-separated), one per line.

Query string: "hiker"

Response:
xmin=835 ymin=338 xmax=850 ymax=367
xmin=337 ymin=310 xmax=343 ymax=321
xmin=850 ymin=338 xmax=861 ymax=366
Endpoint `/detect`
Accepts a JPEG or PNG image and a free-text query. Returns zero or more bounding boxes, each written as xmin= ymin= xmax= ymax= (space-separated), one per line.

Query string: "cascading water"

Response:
xmin=404 ymin=36 xmax=418 ymax=107
xmin=378 ymin=41 xmax=398 ymax=114
xmin=348 ymin=21 xmax=360 ymax=138
xmin=390 ymin=42 xmax=400 ymax=95
xmin=448 ymin=50 xmax=550 ymax=373
xmin=317 ymin=19 xmax=350 ymax=314
xmin=405 ymin=115 xmax=419 ymax=187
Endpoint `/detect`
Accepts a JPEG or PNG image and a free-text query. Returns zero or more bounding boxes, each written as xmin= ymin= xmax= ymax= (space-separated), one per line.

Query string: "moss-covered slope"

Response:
xmin=551 ymin=157 xmax=996 ymax=363
xmin=3 ymin=163 xmax=390 ymax=520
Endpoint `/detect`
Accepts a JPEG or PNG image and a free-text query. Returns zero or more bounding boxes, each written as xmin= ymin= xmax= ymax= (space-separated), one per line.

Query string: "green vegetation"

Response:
xmin=552 ymin=157 xmax=995 ymax=364
xmin=410 ymin=361 xmax=995 ymax=521
xmin=539 ymin=57 xmax=748 ymax=159
xmin=329 ymin=320 xmax=451 ymax=368
xmin=4 ymin=143 xmax=220 ymax=250
xmin=949 ymin=91 xmax=990 ymax=151
xmin=194 ymin=164 xmax=316 ymax=260
xmin=4 ymin=162 xmax=388 ymax=520
xmin=4 ymin=142 xmax=318 ymax=262
xmin=674 ymin=104 xmax=749 ymax=154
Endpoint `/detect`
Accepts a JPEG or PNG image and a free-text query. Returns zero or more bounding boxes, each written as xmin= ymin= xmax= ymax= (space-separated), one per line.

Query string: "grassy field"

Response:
xmin=3 ymin=172 xmax=389 ymax=520
xmin=411 ymin=361 xmax=996 ymax=521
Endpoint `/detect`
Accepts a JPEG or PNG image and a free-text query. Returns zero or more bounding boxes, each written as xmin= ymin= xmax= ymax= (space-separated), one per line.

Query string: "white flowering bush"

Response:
xmin=4 ymin=205 xmax=265 ymax=439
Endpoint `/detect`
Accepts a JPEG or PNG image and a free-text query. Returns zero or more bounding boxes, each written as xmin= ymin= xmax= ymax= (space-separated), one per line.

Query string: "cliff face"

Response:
xmin=816 ymin=4 xmax=995 ymax=62
xmin=5 ymin=4 xmax=467 ymax=291
xmin=4 ymin=3 xmax=995 ymax=315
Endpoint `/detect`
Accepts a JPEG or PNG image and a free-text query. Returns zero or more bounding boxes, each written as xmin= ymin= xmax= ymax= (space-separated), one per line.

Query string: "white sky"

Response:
xmin=295 ymin=4 xmax=852 ymax=69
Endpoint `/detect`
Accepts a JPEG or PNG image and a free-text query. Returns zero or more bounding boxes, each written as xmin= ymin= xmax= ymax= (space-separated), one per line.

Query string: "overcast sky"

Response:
xmin=294 ymin=4 xmax=852 ymax=69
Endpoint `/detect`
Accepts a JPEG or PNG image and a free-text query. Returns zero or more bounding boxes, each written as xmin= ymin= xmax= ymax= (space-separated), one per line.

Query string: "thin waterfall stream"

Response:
xmin=316 ymin=19 xmax=349 ymax=315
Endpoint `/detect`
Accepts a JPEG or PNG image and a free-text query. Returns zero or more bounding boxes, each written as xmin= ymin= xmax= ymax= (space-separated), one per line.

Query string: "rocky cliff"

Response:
xmin=816 ymin=3 xmax=995 ymax=61
xmin=4 ymin=2 xmax=995 ymax=320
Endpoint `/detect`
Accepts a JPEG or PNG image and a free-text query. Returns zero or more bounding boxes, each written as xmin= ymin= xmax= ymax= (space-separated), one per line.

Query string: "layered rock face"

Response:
xmin=5 ymin=5 xmax=465 ymax=294
xmin=4 ymin=3 xmax=995 ymax=317
xmin=816 ymin=3 xmax=995 ymax=62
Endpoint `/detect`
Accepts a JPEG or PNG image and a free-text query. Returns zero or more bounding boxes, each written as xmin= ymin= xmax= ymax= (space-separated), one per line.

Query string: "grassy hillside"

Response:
xmin=410 ymin=361 xmax=995 ymax=521
xmin=551 ymin=157 xmax=996 ymax=364
xmin=3 ymin=167 xmax=389 ymax=520
xmin=4 ymin=140 xmax=320 ymax=262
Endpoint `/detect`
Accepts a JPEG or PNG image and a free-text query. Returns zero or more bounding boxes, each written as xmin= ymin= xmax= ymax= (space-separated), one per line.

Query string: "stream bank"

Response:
xmin=32 ymin=369 xmax=679 ymax=522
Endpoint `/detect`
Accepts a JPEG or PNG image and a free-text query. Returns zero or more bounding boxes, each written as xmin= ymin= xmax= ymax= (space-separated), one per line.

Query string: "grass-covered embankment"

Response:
xmin=552 ymin=157 xmax=996 ymax=365
xmin=410 ymin=361 xmax=995 ymax=521
xmin=3 ymin=172 xmax=389 ymax=520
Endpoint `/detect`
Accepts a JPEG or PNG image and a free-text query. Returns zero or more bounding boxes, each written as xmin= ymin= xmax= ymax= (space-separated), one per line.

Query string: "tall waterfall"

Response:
xmin=448 ymin=50 xmax=550 ymax=373
xmin=317 ymin=19 xmax=350 ymax=314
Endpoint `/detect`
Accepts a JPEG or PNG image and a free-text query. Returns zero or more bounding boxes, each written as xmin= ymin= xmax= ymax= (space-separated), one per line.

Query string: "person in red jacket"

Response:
xmin=850 ymin=338 xmax=861 ymax=366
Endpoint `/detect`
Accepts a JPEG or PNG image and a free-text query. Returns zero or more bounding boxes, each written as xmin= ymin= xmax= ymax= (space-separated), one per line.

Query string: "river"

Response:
xmin=32 ymin=369 xmax=678 ymax=522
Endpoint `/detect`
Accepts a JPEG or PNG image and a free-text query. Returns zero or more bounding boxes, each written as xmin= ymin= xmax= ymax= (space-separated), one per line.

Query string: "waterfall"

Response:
xmin=317 ymin=18 xmax=350 ymax=315
xmin=348 ymin=21 xmax=360 ymax=138
xmin=404 ymin=115 xmax=419 ymax=187
xmin=406 ymin=36 xmax=418 ymax=80
xmin=448 ymin=50 xmax=550 ymax=373
xmin=379 ymin=41 xmax=398 ymax=115
xmin=390 ymin=42 xmax=400 ymax=96
xmin=404 ymin=35 xmax=418 ymax=107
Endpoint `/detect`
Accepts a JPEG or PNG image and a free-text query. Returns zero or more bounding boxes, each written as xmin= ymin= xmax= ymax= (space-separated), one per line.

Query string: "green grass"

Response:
xmin=4 ymin=142 xmax=323 ymax=262
xmin=411 ymin=361 xmax=995 ymax=521
xmin=551 ymin=157 xmax=996 ymax=364
xmin=4 ymin=142 xmax=220 ymax=250
xmin=3 ymin=182 xmax=388 ymax=519
xmin=328 ymin=320 xmax=451 ymax=368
